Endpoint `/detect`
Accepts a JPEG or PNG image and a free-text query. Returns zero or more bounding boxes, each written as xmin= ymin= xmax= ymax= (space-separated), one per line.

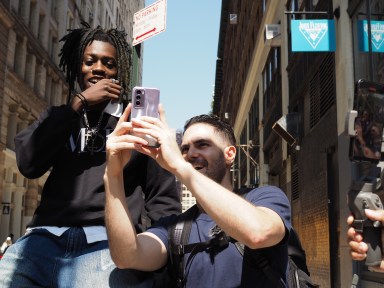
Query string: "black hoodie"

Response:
xmin=15 ymin=104 xmax=181 ymax=232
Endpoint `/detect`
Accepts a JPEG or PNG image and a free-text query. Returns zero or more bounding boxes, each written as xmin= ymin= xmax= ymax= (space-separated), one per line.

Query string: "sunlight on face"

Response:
xmin=81 ymin=40 xmax=117 ymax=90
xmin=182 ymin=123 xmax=228 ymax=184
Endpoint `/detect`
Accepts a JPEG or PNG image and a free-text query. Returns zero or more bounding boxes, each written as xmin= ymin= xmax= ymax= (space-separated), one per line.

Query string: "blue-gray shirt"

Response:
xmin=148 ymin=185 xmax=292 ymax=288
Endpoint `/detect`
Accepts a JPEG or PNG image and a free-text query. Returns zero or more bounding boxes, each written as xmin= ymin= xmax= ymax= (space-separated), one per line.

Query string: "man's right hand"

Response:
xmin=130 ymin=104 xmax=188 ymax=175
xmin=347 ymin=209 xmax=384 ymax=272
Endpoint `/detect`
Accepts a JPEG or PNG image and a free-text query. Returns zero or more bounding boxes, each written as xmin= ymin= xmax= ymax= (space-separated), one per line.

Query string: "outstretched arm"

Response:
xmin=104 ymin=104 xmax=167 ymax=270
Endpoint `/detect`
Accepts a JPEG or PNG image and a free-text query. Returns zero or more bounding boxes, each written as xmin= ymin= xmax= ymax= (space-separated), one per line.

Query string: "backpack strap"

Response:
xmin=168 ymin=205 xmax=230 ymax=287
xmin=231 ymin=238 xmax=284 ymax=288
xmin=288 ymin=228 xmax=311 ymax=276
xmin=244 ymin=247 xmax=284 ymax=288
xmin=233 ymin=191 xmax=284 ymax=287
xmin=169 ymin=205 xmax=199 ymax=288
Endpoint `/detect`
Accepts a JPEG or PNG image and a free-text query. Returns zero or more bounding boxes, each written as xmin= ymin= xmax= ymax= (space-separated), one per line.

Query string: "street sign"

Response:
xmin=133 ymin=0 xmax=167 ymax=46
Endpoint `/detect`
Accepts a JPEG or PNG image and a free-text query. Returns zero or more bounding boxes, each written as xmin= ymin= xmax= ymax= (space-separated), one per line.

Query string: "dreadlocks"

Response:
xmin=59 ymin=21 xmax=132 ymax=103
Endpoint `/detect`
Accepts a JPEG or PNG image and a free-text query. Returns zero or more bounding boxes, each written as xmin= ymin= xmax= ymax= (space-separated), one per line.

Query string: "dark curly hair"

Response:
xmin=59 ymin=21 xmax=132 ymax=103
xmin=184 ymin=114 xmax=236 ymax=146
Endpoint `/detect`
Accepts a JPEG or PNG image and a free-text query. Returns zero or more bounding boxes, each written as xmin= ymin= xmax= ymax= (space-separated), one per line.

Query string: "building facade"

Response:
xmin=180 ymin=186 xmax=196 ymax=213
xmin=213 ymin=0 xmax=384 ymax=287
xmin=0 ymin=0 xmax=144 ymax=242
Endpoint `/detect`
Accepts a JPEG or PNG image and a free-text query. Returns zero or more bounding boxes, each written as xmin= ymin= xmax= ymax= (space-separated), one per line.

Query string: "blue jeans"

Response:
xmin=0 ymin=227 xmax=154 ymax=288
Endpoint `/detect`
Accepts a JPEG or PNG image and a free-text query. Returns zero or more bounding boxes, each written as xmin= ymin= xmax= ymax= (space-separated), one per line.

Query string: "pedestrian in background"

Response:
xmin=0 ymin=235 xmax=13 ymax=255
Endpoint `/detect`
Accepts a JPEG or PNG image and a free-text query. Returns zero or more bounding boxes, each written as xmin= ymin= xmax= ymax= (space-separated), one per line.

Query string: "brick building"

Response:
xmin=213 ymin=0 xmax=384 ymax=287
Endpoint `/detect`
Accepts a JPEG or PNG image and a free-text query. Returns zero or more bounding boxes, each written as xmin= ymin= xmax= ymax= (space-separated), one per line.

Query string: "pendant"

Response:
xmin=84 ymin=128 xmax=96 ymax=143
xmin=84 ymin=128 xmax=96 ymax=154
xmin=81 ymin=111 xmax=105 ymax=154
xmin=83 ymin=128 xmax=104 ymax=154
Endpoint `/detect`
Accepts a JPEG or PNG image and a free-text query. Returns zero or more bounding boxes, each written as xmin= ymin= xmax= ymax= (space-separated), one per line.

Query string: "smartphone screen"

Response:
xmin=350 ymin=79 xmax=384 ymax=162
xmin=131 ymin=86 xmax=160 ymax=147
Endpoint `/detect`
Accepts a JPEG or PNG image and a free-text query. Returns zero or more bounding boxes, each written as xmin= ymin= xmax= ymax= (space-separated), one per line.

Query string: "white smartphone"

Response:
xmin=131 ymin=86 xmax=160 ymax=147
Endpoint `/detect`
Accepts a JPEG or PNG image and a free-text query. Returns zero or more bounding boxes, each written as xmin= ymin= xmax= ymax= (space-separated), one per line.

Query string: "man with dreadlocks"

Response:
xmin=0 ymin=22 xmax=181 ymax=287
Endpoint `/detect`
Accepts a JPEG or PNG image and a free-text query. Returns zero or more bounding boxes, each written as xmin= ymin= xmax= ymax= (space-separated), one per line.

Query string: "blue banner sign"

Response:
xmin=358 ymin=20 xmax=384 ymax=53
xmin=291 ymin=19 xmax=336 ymax=52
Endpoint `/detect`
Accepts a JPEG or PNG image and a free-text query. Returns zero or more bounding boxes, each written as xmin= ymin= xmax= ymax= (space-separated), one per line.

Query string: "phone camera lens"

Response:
xmin=136 ymin=89 xmax=142 ymax=95
xmin=136 ymin=95 xmax=141 ymax=100
xmin=135 ymin=101 xmax=141 ymax=105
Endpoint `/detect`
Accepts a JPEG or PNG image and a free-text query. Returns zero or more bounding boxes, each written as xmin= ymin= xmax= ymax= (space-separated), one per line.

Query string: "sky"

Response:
xmin=142 ymin=0 xmax=222 ymax=130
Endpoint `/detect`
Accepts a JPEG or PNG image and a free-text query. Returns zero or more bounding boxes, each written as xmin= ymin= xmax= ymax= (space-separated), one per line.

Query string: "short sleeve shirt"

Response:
xmin=148 ymin=186 xmax=292 ymax=288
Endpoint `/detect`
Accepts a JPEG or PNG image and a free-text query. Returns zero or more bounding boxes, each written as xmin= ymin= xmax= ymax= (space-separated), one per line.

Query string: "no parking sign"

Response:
xmin=133 ymin=0 xmax=167 ymax=46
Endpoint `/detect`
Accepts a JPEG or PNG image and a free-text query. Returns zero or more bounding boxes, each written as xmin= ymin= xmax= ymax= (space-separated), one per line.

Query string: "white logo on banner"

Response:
xmin=299 ymin=21 xmax=328 ymax=49
xmin=363 ymin=22 xmax=384 ymax=50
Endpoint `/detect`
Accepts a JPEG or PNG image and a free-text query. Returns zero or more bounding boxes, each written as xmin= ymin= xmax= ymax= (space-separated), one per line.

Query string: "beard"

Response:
xmin=203 ymin=153 xmax=227 ymax=184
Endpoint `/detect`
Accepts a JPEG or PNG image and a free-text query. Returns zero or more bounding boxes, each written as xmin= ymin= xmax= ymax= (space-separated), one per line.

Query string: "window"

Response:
xmin=262 ymin=47 xmax=281 ymax=113
xmin=38 ymin=13 xmax=45 ymax=43
xmin=351 ymin=0 xmax=384 ymax=83
xmin=51 ymin=0 xmax=58 ymax=20
xmin=6 ymin=106 xmax=18 ymax=150
xmin=29 ymin=2 xmax=38 ymax=35
xmin=309 ymin=54 xmax=335 ymax=129
xmin=289 ymin=0 xmax=299 ymax=12
xmin=98 ymin=0 xmax=103 ymax=21
xmin=25 ymin=51 xmax=35 ymax=87
xmin=67 ymin=11 xmax=74 ymax=30
xmin=14 ymin=37 xmax=25 ymax=79
xmin=249 ymin=89 xmax=259 ymax=141
xmin=305 ymin=0 xmax=319 ymax=10
xmin=262 ymin=0 xmax=267 ymax=13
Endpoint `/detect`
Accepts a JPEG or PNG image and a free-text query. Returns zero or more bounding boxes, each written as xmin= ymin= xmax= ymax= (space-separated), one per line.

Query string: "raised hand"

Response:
xmin=131 ymin=104 xmax=186 ymax=173
xmin=81 ymin=79 xmax=122 ymax=107
xmin=105 ymin=104 xmax=147 ymax=177
xmin=71 ymin=79 xmax=122 ymax=112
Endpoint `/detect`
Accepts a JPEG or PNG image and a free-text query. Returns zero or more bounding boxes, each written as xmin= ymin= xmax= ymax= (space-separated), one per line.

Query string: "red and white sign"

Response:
xmin=133 ymin=0 xmax=167 ymax=46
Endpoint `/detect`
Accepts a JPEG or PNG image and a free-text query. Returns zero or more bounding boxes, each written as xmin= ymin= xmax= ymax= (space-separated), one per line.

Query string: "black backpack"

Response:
xmin=167 ymin=204 xmax=316 ymax=288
